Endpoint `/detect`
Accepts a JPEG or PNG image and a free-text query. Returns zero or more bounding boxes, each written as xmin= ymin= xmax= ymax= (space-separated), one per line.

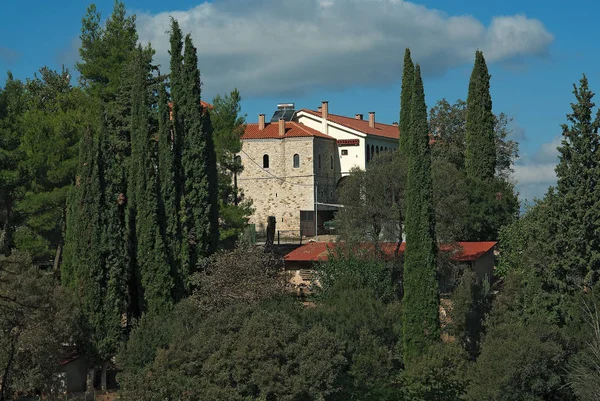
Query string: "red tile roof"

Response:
xmin=284 ymin=241 xmax=497 ymax=263
xmin=201 ymin=100 xmax=214 ymax=109
xmin=299 ymin=109 xmax=400 ymax=140
xmin=243 ymin=121 xmax=335 ymax=140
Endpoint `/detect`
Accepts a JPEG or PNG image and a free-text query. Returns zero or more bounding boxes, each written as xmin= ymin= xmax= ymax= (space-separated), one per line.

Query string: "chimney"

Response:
xmin=368 ymin=112 xmax=375 ymax=128
xmin=279 ymin=118 xmax=285 ymax=137
xmin=355 ymin=113 xmax=363 ymax=120
xmin=392 ymin=122 xmax=398 ymax=126
xmin=258 ymin=114 xmax=265 ymax=130
xmin=321 ymin=101 xmax=328 ymax=119
xmin=317 ymin=105 xmax=322 ymax=112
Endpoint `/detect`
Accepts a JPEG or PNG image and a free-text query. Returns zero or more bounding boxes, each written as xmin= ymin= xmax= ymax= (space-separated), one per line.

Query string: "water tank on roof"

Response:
xmin=270 ymin=103 xmax=296 ymax=122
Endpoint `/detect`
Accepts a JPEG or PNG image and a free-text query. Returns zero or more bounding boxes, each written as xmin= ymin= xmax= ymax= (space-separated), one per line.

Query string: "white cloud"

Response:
xmin=513 ymin=136 xmax=561 ymax=202
xmin=136 ymin=0 xmax=553 ymax=98
xmin=513 ymin=162 xmax=556 ymax=185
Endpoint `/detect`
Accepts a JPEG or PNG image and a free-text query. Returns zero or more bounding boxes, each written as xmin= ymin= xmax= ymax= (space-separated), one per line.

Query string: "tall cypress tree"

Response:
xmin=402 ymin=64 xmax=440 ymax=364
xmin=157 ymin=83 xmax=183 ymax=298
xmin=465 ymin=50 xmax=495 ymax=180
xmin=399 ymin=48 xmax=414 ymax=156
xmin=129 ymin=46 xmax=173 ymax=313
xmin=179 ymin=34 xmax=219 ymax=271
xmin=165 ymin=18 xmax=187 ymax=296
xmin=62 ymin=122 xmax=125 ymax=371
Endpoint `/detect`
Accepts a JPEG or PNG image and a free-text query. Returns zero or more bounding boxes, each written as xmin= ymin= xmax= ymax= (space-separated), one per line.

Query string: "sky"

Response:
xmin=1 ymin=0 xmax=598 ymax=204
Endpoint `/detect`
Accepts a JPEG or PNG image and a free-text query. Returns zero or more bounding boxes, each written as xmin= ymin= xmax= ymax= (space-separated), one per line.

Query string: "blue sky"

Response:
xmin=1 ymin=0 xmax=597 ymax=202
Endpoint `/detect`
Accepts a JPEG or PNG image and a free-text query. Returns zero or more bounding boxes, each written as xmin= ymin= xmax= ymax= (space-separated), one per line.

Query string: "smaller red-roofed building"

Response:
xmin=284 ymin=241 xmax=497 ymax=289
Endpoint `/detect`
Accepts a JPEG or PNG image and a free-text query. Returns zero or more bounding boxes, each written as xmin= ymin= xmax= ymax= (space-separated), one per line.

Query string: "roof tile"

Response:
xmin=284 ymin=241 xmax=497 ymax=263
xmin=243 ymin=121 xmax=335 ymax=140
xmin=300 ymin=109 xmax=400 ymax=140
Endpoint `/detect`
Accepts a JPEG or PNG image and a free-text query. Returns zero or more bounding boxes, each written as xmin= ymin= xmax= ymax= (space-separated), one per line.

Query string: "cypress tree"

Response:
xmin=129 ymin=46 xmax=173 ymax=313
xmin=402 ymin=64 xmax=440 ymax=363
xmin=62 ymin=122 xmax=125 ymax=369
xmin=157 ymin=82 xmax=183 ymax=298
xmin=179 ymin=33 xmax=219 ymax=270
xmin=168 ymin=18 xmax=187 ymax=291
xmin=465 ymin=50 xmax=495 ymax=180
xmin=399 ymin=48 xmax=414 ymax=155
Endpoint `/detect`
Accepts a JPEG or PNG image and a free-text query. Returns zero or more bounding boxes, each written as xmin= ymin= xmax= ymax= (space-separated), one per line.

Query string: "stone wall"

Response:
xmin=238 ymin=136 xmax=338 ymax=233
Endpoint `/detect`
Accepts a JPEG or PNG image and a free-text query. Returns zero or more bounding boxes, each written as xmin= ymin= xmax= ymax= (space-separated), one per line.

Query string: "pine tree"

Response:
xmin=399 ymin=48 xmax=414 ymax=156
xmin=128 ymin=46 xmax=173 ymax=313
xmin=553 ymin=74 xmax=600 ymax=288
xmin=465 ymin=50 xmax=495 ymax=180
xmin=402 ymin=64 xmax=440 ymax=364
xmin=179 ymin=33 xmax=219 ymax=270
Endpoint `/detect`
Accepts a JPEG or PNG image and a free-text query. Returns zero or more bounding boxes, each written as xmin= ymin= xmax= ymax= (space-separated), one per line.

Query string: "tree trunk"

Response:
xmin=0 ymin=335 xmax=17 ymax=401
xmin=100 ymin=363 xmax=107 ymax=392
xmin=86 ymin=367 xmax=95 ymax=398
xmin=53 ymin=242 xmax=63 ymax=276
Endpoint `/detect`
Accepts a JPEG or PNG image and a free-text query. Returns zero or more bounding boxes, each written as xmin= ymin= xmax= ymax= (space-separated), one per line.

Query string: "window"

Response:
xmin=342 ymin=149 xmax=348 ymax=156
xmin=330 ymin=155 xmax=333 ymax=169
xmin=366 ymin=145 xmax=370 ymax=161
xmin=293 ymin=153 xmax=300 ymax=168
xmin=371 ymin=145 xmax=374 ymax=158
xmin=263 ymin=154 xmax=269 ymax=168
xmin=318 ymin=154 xmax=321 ymax=169
xmin=376 ymin=146 xmax=380 ymax=154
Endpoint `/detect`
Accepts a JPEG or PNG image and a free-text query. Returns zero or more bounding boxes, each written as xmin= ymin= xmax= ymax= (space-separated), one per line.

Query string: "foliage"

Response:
xmin=448 ymin=270 xmax=491 ymax=359
xmin=569 ymin=295 xmax=600 ymax=401
xmin=316 ymin=250 xmax=399 ymax=303
xmin=465 ymin=50 xmax=496 ymax=181
xmin=211 ymin=89 xmax=253 ymax=248
xmin=0 ymin=73 xmax=26 ymax=254
xmin=464 ymin=175 xmax=519 ymax=241
xmin=176 ymin=31 xmax=219 ymax=270
xmin=467 ymin=319 xmax=576 ymax=401
xmin=189 ymin=246 xmax=287 ymax=314
xmin=76 ymin=1 xmax=138 ymax=103
xmin=128 ymin=45 xmax=173 ymax=314
xmin=399 ymin=342 xmax=470 ymax=401
xmin=429 ymin=98 xmax=519 ymax=181
xmin=402 ymin=64 xmax=440 ymax=363
xmin=335 ymin=151 xmax=407 ymax=246
xmin=0 ymin=251 xmax=76 ymax=400
xmin=399 ymin=48 xmax=414 ymax=155
xmin=119 ymin=302 xmax=348 ymax=401
xmin=553 ymin=74 xmax=600 ymax=288
xmin=16 ymin=67 xmax=87 ymax=262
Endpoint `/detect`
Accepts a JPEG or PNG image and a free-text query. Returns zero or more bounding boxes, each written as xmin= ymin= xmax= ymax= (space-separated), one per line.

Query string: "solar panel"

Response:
xmin=270 ymin=108 xmax=296 ymax=122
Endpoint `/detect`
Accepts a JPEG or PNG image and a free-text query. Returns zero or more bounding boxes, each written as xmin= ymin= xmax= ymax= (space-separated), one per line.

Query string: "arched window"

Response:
xmin=330 ymin=155 xmax=333 ymax=169
xmin=366 ymin=145 xmax=370 ymax=162
xmin=376 ymin=146 xmax=380 ymax=154
xmin=318 ymin=154 xmax=321 ymax=169
xmin=263 ymin=154 xmax=269 ymax=168
xmin=293 ymin=153 xmax=300 ymax=168
xmin=371 ymin=145 xmax=375 ymax=158
xmin=385 ymin=147 xmax=388 ymax=152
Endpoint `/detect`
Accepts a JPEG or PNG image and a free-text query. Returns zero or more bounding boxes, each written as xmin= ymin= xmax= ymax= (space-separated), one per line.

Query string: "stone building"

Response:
xmin=238 ymin=102 xmax=400 ymax=236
